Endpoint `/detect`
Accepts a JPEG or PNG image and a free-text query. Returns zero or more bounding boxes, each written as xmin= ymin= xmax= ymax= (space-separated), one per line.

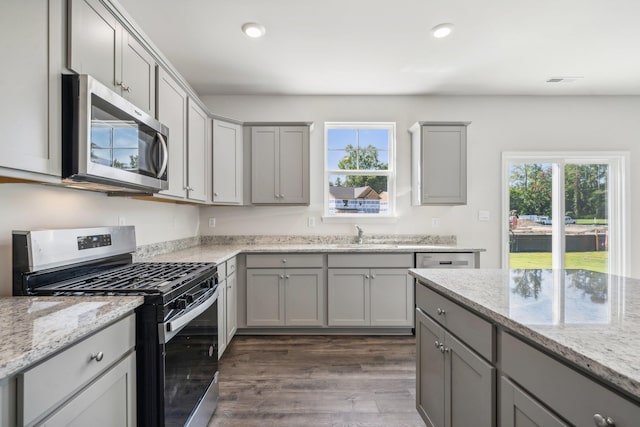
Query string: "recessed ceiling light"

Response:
xmin=242 ymin=22 xmax=266 ymax=38
xmin=431 ymin=23 xmax=454 ymax=39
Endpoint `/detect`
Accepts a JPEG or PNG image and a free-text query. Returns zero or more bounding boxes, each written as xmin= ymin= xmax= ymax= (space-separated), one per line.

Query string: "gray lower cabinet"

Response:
xmin=251 ymin=126 xmax=310 ymax=205
xmin=217 ymin=271 xmax=227 ymax=358
xmin=500 ymin=377 xmax=568 ymax=427
xmin=219 ymin=258 xmax=238 ymax=358
xmin=17 ymin=314 xmax=136 ymax=427
xmin=0 ymin=0 xmax=63 ymax=178
xmin=246 ymin=268 xmax=325 ymax=327
xmin=226 ymin=259 xmax=238 ymax=342
xmin=501 ymin=332 xmax=640 ymax=427
xmin=328 ymin=268 xmax=413 ymax=327
xmin=409 ymin=122 xmax=470 ymax=205
xmin=416 ymin=308 xmax=495 ymax=427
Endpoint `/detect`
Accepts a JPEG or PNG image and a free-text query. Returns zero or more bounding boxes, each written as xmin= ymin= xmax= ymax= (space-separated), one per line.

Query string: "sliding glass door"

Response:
xmin=503 ymin=153 xmax=627 ymax=275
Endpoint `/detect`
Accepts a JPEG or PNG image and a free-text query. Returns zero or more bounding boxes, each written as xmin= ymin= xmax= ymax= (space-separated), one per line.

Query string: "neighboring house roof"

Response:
xmin=329 ymin=186 xmax=380 ymax=200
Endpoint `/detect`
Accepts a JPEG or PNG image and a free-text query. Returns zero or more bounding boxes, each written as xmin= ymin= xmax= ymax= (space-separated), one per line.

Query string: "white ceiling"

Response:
xmin=117 ymin=0 xmax=640 ymax=96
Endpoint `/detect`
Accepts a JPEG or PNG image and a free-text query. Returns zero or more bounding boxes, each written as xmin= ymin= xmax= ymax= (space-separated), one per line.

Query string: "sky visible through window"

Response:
xmin=327 ymin=128 xmax=389 ymax=172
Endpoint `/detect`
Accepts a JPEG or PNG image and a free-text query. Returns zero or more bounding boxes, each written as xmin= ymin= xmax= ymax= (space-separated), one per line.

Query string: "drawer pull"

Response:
xmin=282 ymin=258 xmax=287 ymax=263
xmin=438 ymin=345 xmax=449 ymax=354
xmin=593 ymin=414 xmax=615 ymax=427
xmin=90 ymin=352 xmax=104 ymax=362
xmin=434 ymin=340 xmax=440 ymax=348
xmin=437 ymin=308 xmax=446 ymax=315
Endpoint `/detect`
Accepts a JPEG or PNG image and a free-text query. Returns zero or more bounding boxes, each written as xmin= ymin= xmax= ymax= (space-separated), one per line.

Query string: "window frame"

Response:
xmin=323 ymin=122 xmax=396 ymax=221
xmin=501 ymin=151 xmax=630 ymax=276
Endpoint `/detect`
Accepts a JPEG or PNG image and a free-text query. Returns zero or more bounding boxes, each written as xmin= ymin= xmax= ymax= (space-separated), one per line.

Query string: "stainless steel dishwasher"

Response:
xmin=415 ymin=252 xmax=478 ymax=268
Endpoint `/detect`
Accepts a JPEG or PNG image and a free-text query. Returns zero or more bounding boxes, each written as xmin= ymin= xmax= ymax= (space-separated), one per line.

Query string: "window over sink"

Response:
xmin=324 ymin=122 xmax=396 ymax=220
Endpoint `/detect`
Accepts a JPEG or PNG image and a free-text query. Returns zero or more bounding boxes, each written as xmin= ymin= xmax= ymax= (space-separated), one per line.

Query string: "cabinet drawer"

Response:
xmin=227 ymin=257 xmax=237 ymax=275
xmin=246 ymin=254 xmax=323 ymax=268
xmin=501 ymin=332 xmax=640 ymax=427
xmin=19 ymin=314 xmax=135 ymax=426
xmin=416 ymin=283 xmax=494 ymax=361
xmin=328 ymin=253 xmax=412 ymax=268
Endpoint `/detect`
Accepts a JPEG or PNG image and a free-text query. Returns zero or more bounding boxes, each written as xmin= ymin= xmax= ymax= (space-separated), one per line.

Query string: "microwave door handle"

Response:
xmin=156 ymin=132 xmax=169 ymax=178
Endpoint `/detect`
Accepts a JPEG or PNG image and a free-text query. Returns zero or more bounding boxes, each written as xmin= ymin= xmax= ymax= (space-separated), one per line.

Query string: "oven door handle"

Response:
xmin=160 ymin=287 xmax=218 ymax=344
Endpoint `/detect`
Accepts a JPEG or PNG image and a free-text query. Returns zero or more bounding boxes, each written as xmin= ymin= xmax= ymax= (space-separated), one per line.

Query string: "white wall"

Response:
xmin=0 ymin=184 xmax=200 ymax=295
xmin=201 ymin=95 xmax=640 ymax=277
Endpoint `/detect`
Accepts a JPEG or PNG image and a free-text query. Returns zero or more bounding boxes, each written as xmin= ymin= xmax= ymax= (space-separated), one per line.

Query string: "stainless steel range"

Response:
xmin=12 ymin=226 xmax=219 ymax=427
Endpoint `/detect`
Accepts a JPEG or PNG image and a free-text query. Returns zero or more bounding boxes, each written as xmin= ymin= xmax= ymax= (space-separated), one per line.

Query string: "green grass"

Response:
xmin=509 ymin=252 xmax=608 ymax=273
xmin=575 ymin=219 xmax=608 ymax=225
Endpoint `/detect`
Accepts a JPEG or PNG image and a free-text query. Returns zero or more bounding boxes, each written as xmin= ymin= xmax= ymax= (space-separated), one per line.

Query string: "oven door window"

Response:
xmin=163 ymin=301 xmax=218 ymax=427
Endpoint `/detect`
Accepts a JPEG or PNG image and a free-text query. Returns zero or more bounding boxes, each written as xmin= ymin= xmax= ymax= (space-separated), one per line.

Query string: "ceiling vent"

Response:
xmin=546 ymin=76 xmax=584 ymax=83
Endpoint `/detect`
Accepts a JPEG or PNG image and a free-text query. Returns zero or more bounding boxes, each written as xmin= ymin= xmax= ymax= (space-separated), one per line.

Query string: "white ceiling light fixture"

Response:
xmin=431 ymin=23 xmax=454 ymax=39
xmin=242 ymin=22 xmax=266 ymax=38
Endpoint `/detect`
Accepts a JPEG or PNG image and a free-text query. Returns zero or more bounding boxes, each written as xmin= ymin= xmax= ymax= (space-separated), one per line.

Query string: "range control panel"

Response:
xmin=77 ymin=233 xmax=112 ymax=250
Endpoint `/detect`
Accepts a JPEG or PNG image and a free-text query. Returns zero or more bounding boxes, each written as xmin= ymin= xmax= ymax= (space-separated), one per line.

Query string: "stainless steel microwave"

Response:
xmin=62 ymin=74 xmax=169 ymax=193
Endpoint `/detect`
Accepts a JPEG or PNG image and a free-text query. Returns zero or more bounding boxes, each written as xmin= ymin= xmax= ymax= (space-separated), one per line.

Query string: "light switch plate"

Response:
xmin=431 ymin=217 xmax=440 ymax=227
xmin=308 ymin=216 xmax=316 ymax=227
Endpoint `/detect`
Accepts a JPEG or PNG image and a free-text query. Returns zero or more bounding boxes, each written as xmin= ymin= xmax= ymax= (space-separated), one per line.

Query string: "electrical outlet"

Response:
xmin=308 ymin=216 xmax=316 ymax=227
xmin=208 ymin=217 xmax=216 ymax=228
xmin=118 ymin=216 xmax=126 ymax=226
xmin=431 ymin=217 xmax=440 ymax=228
xmin=478 ymin=210 xmax=490 ymax=222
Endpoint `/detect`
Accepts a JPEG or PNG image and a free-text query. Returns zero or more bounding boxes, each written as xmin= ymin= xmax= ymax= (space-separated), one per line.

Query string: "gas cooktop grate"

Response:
xmin=38 ymin=262 xmax=215 ymax=293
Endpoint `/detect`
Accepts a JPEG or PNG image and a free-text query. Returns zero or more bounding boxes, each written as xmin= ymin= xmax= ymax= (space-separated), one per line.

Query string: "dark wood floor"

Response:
xmin=208 ymin=335 xmax=425 ymax=427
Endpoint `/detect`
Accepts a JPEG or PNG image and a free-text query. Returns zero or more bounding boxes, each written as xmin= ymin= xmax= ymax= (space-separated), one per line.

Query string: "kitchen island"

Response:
xmin=410 ymin=268 xmax=640 ymax=426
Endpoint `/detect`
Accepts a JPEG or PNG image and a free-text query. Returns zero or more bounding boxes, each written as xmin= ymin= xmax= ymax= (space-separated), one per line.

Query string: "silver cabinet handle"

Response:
xmin=285 ymin=274 xmax=290 ymax=279
xmin=280 ymin=274 xmax=285 ymax=279
xmin=365 ymin=274 xmax=370 ymax=279
xmin=90 ymin=352 xmax=104 ymax=362
xmin=434 ymin=340 xmax=440 ymax=349
xmin=593 ymin=414 xmax=615 ymax=427
xmin=437 ymin=308 xmax=446 ymax=315
xmin=282 ymin=258 xmax=287 ymax=263
xmin=371 ymin=274 xmax=376 ymax=279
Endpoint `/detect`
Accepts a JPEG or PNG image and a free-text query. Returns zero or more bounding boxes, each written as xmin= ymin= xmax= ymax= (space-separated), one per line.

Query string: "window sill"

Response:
xmin=321 ymin=216 xmax=398 ymax=224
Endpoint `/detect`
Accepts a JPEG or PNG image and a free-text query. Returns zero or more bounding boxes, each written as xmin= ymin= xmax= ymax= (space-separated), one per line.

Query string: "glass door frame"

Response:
xmin=501 ymin=151 xmax=630 ymax=276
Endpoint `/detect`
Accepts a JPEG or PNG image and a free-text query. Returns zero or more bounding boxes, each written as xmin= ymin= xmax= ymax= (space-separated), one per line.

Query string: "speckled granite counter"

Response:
xmin=409 ymin=268 xmax=640 ymax=400
xmin=139 ymin=243 xmax=485 ymax=264
xmin=0 ymin=296 xmax=143 ymax=381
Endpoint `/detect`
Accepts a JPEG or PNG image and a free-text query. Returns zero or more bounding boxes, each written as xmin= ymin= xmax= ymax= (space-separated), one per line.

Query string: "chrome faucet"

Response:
xmin=355 ymin=225 xmax=364 ymax=244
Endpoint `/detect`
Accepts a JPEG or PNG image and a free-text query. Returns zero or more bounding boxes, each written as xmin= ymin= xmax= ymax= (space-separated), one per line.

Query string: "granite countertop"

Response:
xmin=409 ymin=268 xmax=640 ymax=400
xmin=139 ymin=242 xmax=485 ymax=264
xmin=0 ymin=296 xmax=143 ymax=381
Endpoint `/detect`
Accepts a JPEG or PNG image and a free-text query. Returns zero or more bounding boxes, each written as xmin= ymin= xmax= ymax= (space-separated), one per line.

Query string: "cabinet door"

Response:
xmin=157 ymin=67 xmax=187 ymax=199
xmin=416 ymin=308 xmax=446 ymax=427
xmin=213 ymin=120 xmax=243 ymax=204
xmin=278 ymin=126 xmax=309 ymax=204
xmin=69 ymin=0 xmax=120 ymax=91
xmin=246 ymin=269 xmax=285 ymax=326
xmin=501 ymin=377 xmax=568 ymax=427
xmin=446 ymin=333 xmax=495 ymax=427
xmin=226 ymin=271 xmax=237 ymax=342
xmin=0 ymin=0 xmax=62 ymax=176
xmin=328 ymin=269 xmax=369 ymax=326
xmin=285 ymin=268 xmax=325 ymax=326
xmin=218 ymin=278 xmax=227 ymax=358
xmin=186 ymin=99 xmax=210 ymax=202
xmin=421 ymin=125 xmax=467 ymax=205
xmin=40 ymin=352 xmax=136 ymax=427
xmin=251 ymin=127 xmax=279 ymax=204
xmin=370 ymin=269 xmax=413 ymax=327
xmin=121 ymin=32 xmax=156 ymax=115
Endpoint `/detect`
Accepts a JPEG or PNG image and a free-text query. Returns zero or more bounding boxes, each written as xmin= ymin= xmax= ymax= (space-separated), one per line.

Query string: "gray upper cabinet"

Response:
xmin=251 ymin=126 xmax=310 ymax=205
xmin=157 ymin=67 xmax=188 ymax=199
xmin=409 ymin=122 xmax=470 ymax=205
xmin=187 ymin=100 xmax=210 ymax=203
xmin=0 ymin=0 xmax=63 ymax=178
xmin=212 ymin=120 xmax=243 ymax=204
xmin=69 ymin=0 xmax=156 ymax=115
